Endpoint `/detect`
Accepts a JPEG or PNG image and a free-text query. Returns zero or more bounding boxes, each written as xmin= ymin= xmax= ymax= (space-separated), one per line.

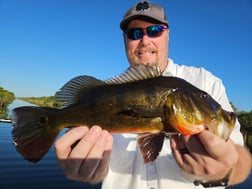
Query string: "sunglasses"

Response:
xmin=125 ymin=25 xmax=168 ymax=40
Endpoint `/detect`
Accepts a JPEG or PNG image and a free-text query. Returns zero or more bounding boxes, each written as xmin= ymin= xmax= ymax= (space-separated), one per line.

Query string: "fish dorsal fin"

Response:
xmin=56 ymin=64 xmax=160 ymax=107
xmin=105 ymin=64 xmax=161 ymax=85
xmin=56 ymin=75 xmax=104 ymax=107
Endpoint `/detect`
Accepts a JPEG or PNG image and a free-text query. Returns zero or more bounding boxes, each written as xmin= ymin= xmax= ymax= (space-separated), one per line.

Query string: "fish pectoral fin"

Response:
xmin=118 ymin=105 xmax=162 ymax=118
xmin=137 ymin=132 xmax=165 ymax=163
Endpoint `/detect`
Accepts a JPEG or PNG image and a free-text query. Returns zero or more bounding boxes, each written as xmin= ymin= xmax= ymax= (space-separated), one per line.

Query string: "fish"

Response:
xmin=11 ymin=64 xmax=236 ymax=163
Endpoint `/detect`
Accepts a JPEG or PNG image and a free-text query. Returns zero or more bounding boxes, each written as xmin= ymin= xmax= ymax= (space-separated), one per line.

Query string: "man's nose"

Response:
xmin=139 ymin=33 xmax=151 ymax=46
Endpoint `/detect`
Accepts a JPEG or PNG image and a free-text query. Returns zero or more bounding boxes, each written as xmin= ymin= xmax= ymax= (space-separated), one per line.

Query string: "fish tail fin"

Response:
xmin=12 ymin=106 xmax=60 ymax=163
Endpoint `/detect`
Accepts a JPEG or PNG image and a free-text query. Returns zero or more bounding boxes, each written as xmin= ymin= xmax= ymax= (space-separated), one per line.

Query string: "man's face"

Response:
xmin=124 ymin=19 xmax=169 ymax=72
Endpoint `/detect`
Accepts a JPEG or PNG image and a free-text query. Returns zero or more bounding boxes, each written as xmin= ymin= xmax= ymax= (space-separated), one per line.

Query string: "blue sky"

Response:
xmin=0 ymin=0 xmax=251 ymax=111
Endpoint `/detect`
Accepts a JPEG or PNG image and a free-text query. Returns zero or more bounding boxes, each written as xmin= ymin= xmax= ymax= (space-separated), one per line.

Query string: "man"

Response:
xmin=55 ymin=1 xmax=251 ymax=188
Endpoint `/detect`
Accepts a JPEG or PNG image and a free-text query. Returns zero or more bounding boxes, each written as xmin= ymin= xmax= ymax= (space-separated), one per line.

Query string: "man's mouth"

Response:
xmin=138 ymin=51 xmax=155 ymax=55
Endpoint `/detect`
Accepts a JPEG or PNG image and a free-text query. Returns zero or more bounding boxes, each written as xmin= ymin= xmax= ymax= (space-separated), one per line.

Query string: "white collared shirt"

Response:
xmin=102 ymin=59 xmax=243 ymax=189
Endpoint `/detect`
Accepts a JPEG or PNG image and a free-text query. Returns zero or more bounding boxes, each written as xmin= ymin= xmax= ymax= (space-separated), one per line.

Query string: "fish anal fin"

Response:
xmin=137 ymin=132 xmax=165 ymax=163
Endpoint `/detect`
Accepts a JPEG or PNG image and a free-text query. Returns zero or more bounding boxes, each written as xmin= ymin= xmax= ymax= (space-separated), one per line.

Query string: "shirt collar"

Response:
xmin=162 ymin=58 xmax=176 ymax=76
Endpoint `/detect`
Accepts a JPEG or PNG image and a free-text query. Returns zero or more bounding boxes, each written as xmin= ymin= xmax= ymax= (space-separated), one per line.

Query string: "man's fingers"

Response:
xmin=64 ymin=126 xmax=102 ymax=175
xmin=78 ymin=130 xmax=113 ymax=182
xmin=197 ymin=130 xmax=229 ymax=158
xmin=170 ymin=135 xmax=186 ymax=166
xmin=55 ymin=126 xmax=89 ymax=166
xmin=69 ymin=126 xmax=102 ymax=159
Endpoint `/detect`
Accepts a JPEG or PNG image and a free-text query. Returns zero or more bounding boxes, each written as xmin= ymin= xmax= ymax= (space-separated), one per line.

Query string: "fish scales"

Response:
xmin=55 ymin=78 xmax=170 ymax=132
xmin=11 ymin=64 xmax=236 ymax=163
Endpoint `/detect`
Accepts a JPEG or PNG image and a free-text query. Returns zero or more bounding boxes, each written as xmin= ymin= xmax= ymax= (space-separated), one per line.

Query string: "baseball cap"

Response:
xmin=120 ymin=1 xmax=169 ymax=31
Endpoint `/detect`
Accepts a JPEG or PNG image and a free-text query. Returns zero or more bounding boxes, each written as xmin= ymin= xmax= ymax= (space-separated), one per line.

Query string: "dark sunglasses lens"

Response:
xmin=147 ymin=25 xmax=164 ymax=37
xmin=126 ymin=29 xmax=144 ymax=40
xmin=126 ymin=25 xmax=165 ymax=40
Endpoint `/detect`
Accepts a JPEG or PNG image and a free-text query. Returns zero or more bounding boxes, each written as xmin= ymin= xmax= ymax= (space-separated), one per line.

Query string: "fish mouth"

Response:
xmin=174 ymin=110 xmax=206 ymax=135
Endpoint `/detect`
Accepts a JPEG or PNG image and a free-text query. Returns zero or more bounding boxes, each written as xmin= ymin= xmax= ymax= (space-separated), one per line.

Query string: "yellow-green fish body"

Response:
xmin=12 ymin=65 xmax=236 ymax=163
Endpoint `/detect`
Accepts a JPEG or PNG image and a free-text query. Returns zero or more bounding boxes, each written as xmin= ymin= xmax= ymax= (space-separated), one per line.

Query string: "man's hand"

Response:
xmin=170 ymin=130 xmax=250 ymax=185
xmin=55 ymin=126 xmax=113 ymax=184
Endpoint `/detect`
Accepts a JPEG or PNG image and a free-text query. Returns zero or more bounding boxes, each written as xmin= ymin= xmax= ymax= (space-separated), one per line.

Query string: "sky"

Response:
xmin=0 ymin=0 xmax=252 ymax=111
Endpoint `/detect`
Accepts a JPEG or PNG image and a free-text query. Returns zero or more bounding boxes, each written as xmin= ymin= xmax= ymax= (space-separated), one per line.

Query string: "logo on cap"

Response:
xmin=136 ymin=1 xmax=150 ymax=11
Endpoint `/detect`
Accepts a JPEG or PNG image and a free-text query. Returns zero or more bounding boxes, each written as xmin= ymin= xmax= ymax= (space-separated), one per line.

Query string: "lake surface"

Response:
xmin=0 ymin=99 xmax=101 ymax=189
xmin=0 ymin=99 xmax=251 ymax=188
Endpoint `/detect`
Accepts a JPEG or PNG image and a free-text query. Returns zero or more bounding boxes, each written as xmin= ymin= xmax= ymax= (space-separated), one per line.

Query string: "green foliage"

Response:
xmin=230 ymin=102 xmax=238 ymax=113
xmin=0 ymin=87 xmax=15 ymax=108
xmin=0 ymin=87 xmax=15 ymax=118
xmin=0 ymin=87 xmax=15 ymax=107
xmin=237 ymin=111 xmax=252 ymax=154
xmin=237 ymin=111 xmax=252 ymax=130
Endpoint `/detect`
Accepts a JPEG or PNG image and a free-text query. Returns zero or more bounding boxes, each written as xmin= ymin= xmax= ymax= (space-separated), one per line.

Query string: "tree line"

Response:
xmin=237 ymin=111 xmax=252 ymax=153
xmin=0 ymin=87 xmax=15 ymax=108
xmin=0 ymin=87 xmax=15 ymax=118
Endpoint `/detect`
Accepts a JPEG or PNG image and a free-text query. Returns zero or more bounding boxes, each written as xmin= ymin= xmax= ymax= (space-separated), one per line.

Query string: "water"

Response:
xmin=0 ymin=99 xmax=101 ymax=189
xmin=0 ymin=99 xmax=251 ymax=188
